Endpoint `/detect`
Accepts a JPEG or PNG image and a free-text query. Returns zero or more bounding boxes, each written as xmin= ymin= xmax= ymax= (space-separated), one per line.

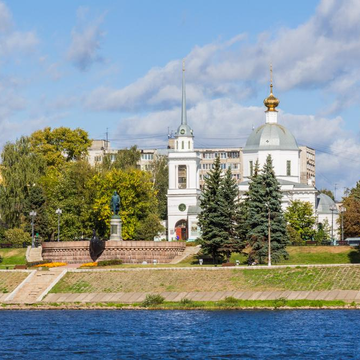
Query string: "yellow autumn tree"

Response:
xmin=91 ymin=168 xmax=159 ymax=240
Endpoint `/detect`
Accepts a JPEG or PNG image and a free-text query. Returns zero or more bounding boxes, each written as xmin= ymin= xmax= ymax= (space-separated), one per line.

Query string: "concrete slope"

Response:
xmin=170 ymin=245 xmax=201 ymax=264
xmin=7 ymin=269 xmax=66 ymax=304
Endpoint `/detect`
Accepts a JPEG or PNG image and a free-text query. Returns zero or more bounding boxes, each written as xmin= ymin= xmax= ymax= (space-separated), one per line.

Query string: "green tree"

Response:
xmin=246 ymin=155 xmax=288 ymax=263
xmin=3 ymin=228 xmax=31 ymax=248
xmin=150 ymin=155 xmax=168 ymax=220
xmin=134 ymin=213 xmax=165 ymax=240
xmin=342 ymin=181 xmax=360 ymax=238
xmin=103 ymin=145 xmax=141 ymax=171
xmin=218 ymin=167 xmax=242 ymax=261
xmin=284 ymin=200 xmax=316 ymax=242
xmin=40 ymin=161 xmax=97 ymax=240
xmin=198 ymin=157 xmax=227 ymax=263
xmin=0 ymin=137 xmax=45 ymax=228
xmin=29 ymin=127 xmax=91 ymax=167
xmin=314 ymin=219 xmax=331 ymax=244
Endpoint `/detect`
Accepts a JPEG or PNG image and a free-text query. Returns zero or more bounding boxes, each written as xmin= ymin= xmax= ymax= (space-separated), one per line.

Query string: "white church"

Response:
xmin=167 ymin=66 xmax=339 ymax=241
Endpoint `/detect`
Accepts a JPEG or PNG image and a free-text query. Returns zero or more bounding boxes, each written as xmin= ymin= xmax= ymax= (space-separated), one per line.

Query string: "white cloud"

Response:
xmin=67 ymin=9 xmax=105 ymax=71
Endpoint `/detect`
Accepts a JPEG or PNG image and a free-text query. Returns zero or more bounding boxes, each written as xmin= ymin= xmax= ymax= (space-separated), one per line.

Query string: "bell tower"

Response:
xmin=167 ymin=60 xmax=201 ymax=241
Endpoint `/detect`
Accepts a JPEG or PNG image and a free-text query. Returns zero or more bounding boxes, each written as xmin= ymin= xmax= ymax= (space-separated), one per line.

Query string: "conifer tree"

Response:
xmin=218 ymin=167 xmax=242 ymax=261
xmin=246 ymin=156 xmax=288 ymax=263
xmin=198 ymin=156 xmax=227 ymax=263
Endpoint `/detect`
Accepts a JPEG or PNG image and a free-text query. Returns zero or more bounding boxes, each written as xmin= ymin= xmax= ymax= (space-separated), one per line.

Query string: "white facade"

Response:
xmin=167 ymin=64 xmax=201 ymax=241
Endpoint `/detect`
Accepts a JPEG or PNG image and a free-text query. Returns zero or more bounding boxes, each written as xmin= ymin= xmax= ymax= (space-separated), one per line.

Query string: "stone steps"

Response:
xmin=170 ymin=245 xmax=201 ymax=264
xmin=7 ymin=269 xmax=66 ymax=304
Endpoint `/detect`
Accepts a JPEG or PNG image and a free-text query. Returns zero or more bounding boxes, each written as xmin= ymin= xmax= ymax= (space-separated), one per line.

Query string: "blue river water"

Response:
xmin=1 ymin=310 xmax=359 ymax=359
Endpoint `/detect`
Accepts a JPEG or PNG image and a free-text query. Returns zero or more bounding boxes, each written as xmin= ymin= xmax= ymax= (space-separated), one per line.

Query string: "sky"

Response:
xmin=1 ymin=0 xmax=360 ymax=198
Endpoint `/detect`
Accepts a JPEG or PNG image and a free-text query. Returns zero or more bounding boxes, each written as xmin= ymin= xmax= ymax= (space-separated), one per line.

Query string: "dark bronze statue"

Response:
xmin=110 ymin=190 xmax=120 ymax=216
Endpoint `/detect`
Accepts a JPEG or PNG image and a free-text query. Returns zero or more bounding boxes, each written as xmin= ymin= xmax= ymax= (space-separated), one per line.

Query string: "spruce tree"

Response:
xmin=198 ymin=156 xmax=227 ymax=263
xmin=246 ymin=156 xmax=288 ymax=263
xmin=218 ymin=167 xmax=242 ymax=261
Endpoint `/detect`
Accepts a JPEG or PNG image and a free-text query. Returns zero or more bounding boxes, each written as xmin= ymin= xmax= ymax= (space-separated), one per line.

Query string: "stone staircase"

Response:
xmin=170 ymin=245 xmax=201 ymax=264
xmin=26 ymin=246 xmax=43 ymax=263
xmin=6 ymin=269 xmax=66 ymax=304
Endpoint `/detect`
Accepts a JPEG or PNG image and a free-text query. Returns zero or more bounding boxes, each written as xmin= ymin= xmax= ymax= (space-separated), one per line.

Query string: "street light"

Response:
xmin=330 ymin=204 xmax=337 ymax=244
xmin=30 ymin=211 xmax=37 ymax=248
xmin=267 ymin=206 xmax=271 ymax=266
xmin=55 ymin=208 xmax=62 ymax=242
xmin=340 ymin=206 xmax=346 ymax=242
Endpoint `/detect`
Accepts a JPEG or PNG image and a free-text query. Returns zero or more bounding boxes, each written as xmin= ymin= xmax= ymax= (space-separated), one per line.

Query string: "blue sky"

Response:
xmin=1 ymin=0 xmax=360 ymax=196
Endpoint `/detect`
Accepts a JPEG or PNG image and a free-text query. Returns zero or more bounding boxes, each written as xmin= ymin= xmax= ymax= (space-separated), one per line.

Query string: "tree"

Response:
xmin=91 ymin=168 xmax=159 ymax=239
xmin=198 ymin=157 xmax=228 ymax=263
xmin=246 ymin=155 xmax=288 ymax=263
xmin=0 ymin=137 xmax=45 ymax=228
xmin=342 ymin=181 xmax=360 ymax=238
xmin=40 ymin=161 xmax=97 ymax=240
xmin=134 ymin=213 xmax=165 ymax=240
xmin=218 ymin=167 xmax=242 ymax=261
xmin=284 ymin=200 xmax=316 ymax=242
xmin=319 ymin=189 xmax=335 ymax=201
xmin=105 ymin=145 xmax=141 ymax=171
xmin=314 ymin=219 xmax=331 ymax=244
xmin=29 ymin=127 xmax=91 ymax=167
xmin=150 ymin=155 xmax=168 ymax=220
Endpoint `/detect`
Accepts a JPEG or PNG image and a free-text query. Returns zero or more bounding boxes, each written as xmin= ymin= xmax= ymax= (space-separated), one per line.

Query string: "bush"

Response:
xmin=180 ymin=298 xmax=194 ymax=305
xmin=97 ymin=259 xmax=123 ymax=266
xmin=223 ymin=296 xmax=238 ymax=304
xmin=0 ymin=254 xmax=2 ymax=263
xmin=3 ymin=228 xmax=31 ymax=248
xmin=141 ymin=294 xmax=165 ymax=307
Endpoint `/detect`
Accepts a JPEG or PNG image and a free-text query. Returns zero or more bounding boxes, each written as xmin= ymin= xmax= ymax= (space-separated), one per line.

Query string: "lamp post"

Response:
xmin=55 ymin=208 xmax=62 ymax=242
xmin=330 ymin=204 xmax=337 ymax=244
xmin=30 ymin=211 xmax=37 ymax=248
xmin=340 ymin=206 xmax=346 ymax=242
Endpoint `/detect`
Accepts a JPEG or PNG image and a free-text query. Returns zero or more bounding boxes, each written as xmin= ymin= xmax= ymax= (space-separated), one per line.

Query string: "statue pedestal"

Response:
xmin=110 ymin=216 xmax=122 ymax=241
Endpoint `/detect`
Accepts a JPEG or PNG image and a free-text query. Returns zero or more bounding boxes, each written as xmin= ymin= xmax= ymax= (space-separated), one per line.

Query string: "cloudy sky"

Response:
xmin=1 ymin=0 xmax=360 ymax=197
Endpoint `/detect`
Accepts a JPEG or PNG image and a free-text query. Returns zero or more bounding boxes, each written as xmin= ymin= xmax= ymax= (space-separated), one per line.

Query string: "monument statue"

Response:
xmin=110 ymin=190 xmax=120 ymax=216
xmin=110 ymin=191 xmax=122 ymax=241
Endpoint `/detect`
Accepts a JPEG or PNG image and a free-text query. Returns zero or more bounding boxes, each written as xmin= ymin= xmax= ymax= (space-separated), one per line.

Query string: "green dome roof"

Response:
xmin=176 ymin=124 xmax=193 ymax=137
xmin=244 ymin=123 xmax=299 ymax=151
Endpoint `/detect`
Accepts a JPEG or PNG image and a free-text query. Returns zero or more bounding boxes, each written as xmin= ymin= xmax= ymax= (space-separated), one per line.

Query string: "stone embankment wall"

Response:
xmin=42 ymin=241 xmax=186 ymax=264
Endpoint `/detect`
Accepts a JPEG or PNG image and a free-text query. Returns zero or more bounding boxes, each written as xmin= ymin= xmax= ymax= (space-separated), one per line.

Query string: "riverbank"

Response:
xmin=0 ymin=298 xmax=357 ymax=310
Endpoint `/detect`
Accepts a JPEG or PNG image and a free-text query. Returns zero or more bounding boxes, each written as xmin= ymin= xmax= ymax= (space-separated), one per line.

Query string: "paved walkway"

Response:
xmin=43 ymin=289 xmax=360 ymax=304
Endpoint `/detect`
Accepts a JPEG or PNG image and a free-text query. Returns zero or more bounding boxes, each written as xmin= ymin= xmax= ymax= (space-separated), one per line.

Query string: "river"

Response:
xmin=1 ymin=310 xmax=359 ymax=359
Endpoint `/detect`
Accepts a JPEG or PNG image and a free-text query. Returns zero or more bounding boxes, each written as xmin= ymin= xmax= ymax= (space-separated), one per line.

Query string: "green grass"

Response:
xmin=229 ymin=246 xmax=360 ymax=265
xmin=0 ymin=248 xmax=26 ymax=268
xmin=50 ymin=265 xmax=360 ymax=294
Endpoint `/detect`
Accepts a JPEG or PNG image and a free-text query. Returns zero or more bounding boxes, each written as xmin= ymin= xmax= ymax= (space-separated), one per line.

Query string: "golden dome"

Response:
xmin=264 ymin=83 xmax=279 ymax=112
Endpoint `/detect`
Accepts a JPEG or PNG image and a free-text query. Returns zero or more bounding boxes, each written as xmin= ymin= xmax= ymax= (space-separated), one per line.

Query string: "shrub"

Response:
xmin=274 ymin=297 xmax=287 ymax=308
xmin=223 ymin=296 xmax=238 ymax=304
xmin=141 ymin=294 xmax=165 ymax=307
xmin=180 ymin=298 xmax=193 ymax=305
xmin=97 ymin=259 xmax=123 ymax=266
xmin=0 ymin=254 xmax=2 ymax=263
xmin=3 ymin=228 xmax=31 ymax=248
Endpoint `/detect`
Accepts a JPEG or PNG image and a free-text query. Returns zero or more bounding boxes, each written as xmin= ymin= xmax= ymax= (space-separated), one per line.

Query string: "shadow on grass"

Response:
xmin=348 ymin=248 xmax=360 ymax=263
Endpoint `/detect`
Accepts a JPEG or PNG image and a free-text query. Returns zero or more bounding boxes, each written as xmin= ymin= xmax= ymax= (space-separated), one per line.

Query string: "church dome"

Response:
xmin=244 ymin=123 xmax=299 ymax=151
xmin=316 ymin=194 xmax=339 ymax=214
xmin=176 ymin=124 xmax=193 ymax=137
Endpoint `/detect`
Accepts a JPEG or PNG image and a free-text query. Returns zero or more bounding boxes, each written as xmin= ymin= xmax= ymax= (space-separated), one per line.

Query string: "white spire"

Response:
xmin=181 ymin=59 xmax=187 ymax=125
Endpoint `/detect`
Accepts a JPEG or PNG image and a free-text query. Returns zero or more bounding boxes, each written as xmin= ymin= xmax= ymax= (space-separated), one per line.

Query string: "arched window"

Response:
xmin=178 ymin=165 xmax=187 ymax=189
xmin=176 ymin=141 xmax=178 ymax=150
xmin=249 ymin=161 xmax=253 ymax=176
xmin=182 ymin=141 xmax=184 ymax=150
xmin=188 ymin=141 xmax=190 ymax=149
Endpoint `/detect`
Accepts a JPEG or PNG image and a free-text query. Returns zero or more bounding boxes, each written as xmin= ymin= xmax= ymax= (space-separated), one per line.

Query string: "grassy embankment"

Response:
xmin=0 ymin=249 xmax=26 ymax=269
xmin=51 ymin=266 xmax=360 ymax=294
xmin=0 ymin=272 xmax=28 ymax=293
xmin=1 ymin=298 xmax=348 ymax=310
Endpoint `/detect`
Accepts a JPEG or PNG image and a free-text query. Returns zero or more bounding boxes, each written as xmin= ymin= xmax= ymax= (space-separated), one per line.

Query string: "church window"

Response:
xmin=178 ymin=165 xmax=187 ymax=189
xmin=188 ymin=141 xmax=190 ymax=149
xmin=182 ymin=141 xmax=184 ymax=150
xmin=287 ymin=161 xmax=291 ymax=176
xmin=249 ymin=161 xmax=253 ymax=176
xmin=176 ymin=141 xmax=178 ymax=150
